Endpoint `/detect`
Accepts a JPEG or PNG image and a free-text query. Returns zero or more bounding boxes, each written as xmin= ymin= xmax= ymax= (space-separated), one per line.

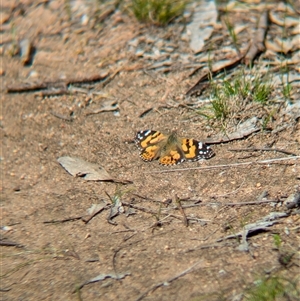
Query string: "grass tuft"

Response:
xmin=245 ymin=275 xmax=299 ymax=301
xmin=131 ymin=0 xmax=188 ymax=25
xmin=252 ymin=79 xmax=273 ymax=104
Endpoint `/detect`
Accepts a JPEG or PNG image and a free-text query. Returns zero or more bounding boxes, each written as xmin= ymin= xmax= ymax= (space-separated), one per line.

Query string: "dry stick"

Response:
xmin=81 ymin=204 xmax=110 ymax=224
xmin=146 ymin=156 xmax=300 ymax=174
xmin=50 ymin=111 xmax=73 ymax=121
xmin=43 ymin=216 xmax=83 ymax=224
xmin=35 ymin=89 xmax=69 ymax=97
xmin=122 ymin=202 xmax=158 ymax=215
xmin=211 ymin=194 xmax=274 ymax=217
xmin=0 ymin=240 xmax=24 ymax=247
xmin=185 ymin=242 xmax=234 ymax=253
xmin=175 ymin=195 xmax=188 ymax=227
xmin=220 ymin=199 xmax=281 ymax=206
xmin=134 ymin=260 xmax=203 ymax=301
xmin=6 ymin=73 xmax=108 ymax=93
xmin=229 ymin=147 xmax=296 ymax=156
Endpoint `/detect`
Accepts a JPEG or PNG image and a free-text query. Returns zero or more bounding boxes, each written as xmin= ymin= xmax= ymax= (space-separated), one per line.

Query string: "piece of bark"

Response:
xmin=244 ymin=11 xmax=268 ymax=65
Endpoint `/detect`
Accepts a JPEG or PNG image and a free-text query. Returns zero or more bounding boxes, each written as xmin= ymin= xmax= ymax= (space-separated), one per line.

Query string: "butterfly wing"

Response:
xmin=135 ymin=130 xmax=167 ymax=162
xmin=181 ymin=138 xmax=214 ymax=161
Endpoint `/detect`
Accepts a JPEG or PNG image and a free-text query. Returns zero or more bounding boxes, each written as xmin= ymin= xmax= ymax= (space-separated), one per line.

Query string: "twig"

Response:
xmin=81 ymin=204 xmax=110 ymax=224
xmin=185 ymin=241 xmax=234 ymax=253
xmin=50 ymin=111 xmax=73 ymax=121
xmin=85 ymin=105 xmax=119 ymax=116
xmin=74 ymin=272 xmax=130 ymax=293
xmin=43 ymin=216 xmax=83 ymax=224
xmin=134 ymin=260 xmax=203 ymax=301
xmin=0 ymin=240 xmax=24 ymax=248
xmin=229 ymin=147 xmax=296 ymax=156
xmin=220 ymin=199 xmax=281 ymax=206
xmin=7 ymin=73 xmax=109 ymax=93
xmin=146 ymin=156 xmax=300 ymax=174
xmin=175 ymin=195 xmax=188 ymax=227
xmin=122 ymin=202 xmax=157 ymax=215
xmin=35 ymin=88 xmax=69 ymax=96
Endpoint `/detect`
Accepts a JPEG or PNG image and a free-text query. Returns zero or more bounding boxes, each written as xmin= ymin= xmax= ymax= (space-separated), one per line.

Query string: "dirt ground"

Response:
xmin=1 ymin=1 xmax=300 ymax=301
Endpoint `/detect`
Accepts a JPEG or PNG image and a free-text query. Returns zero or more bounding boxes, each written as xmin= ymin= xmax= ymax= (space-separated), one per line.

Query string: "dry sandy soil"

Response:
xmin=1 ymin=1 xmax=299 ymax=301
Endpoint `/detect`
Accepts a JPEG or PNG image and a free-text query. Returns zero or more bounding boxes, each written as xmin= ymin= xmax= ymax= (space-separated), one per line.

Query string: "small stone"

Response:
xmin=28 ymin=70 xmax=39 ymax=78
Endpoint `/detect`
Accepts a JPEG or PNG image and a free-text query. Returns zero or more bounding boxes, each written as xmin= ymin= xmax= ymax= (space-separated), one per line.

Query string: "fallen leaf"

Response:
xmin=269 ymin=10 xmax=299 ymax=27
xmin=57 ymin=156 xmax=112 ymax=181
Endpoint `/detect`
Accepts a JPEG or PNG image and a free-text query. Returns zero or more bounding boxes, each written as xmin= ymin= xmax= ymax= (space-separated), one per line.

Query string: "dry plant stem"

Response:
xmin=0 ymin=240 xmax=24 ymax=247
xmin=122 ymin=202 xmax=158 ymax=215
xmin=219 ymin=199 xmax=281 ymax=206
xmin=50 ymin=111 xmax=73 ymax=121
xmin=81 ymin=205 xmax=110 ymax=224
xmin=229 ymin=147 xmax=296 ymax=156
xmin=35 ymin=89 xmax=69 ymax=96
xmin=185 ymin=242 xmax=234 ymax=253
xmin=134 ymin=261 xmax=203 ymax=301
xmin=43 ymin=216 xmax=83 ymax=224
xmin=6 ymin=73 xmax=108 ymax=93
xmin=147 ymin=156 xmax=300 ymax=174
xmin=175 ymin=195 xmax=188 ymax=227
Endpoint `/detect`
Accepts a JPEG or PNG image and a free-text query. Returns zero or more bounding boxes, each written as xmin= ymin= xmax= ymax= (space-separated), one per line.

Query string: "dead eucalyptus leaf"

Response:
xmin=269 ymin=11 xmax=299 ymax=27
xmin=57 ymin=156 xmax=112 ymax=181
xmin=265 ymin=40 xmax=282 ymax=53
xmin=274 ymin=36 xmax=300 ymax=53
